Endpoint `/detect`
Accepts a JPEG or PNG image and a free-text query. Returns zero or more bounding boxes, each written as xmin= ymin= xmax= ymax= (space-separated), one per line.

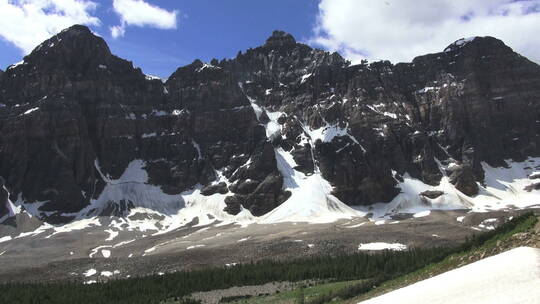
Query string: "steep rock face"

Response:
xmin=0 ymin=25 xmax=287 ymax=221
xmin=165 ymin=60 xmax=289 ymax=215
xmin=219 ymin=34 xmax=540 ymax=206
xmin=0 ymin=25 xmax=171 ymax=220
xmin=0 ymin=27 xmax=539 ymax=222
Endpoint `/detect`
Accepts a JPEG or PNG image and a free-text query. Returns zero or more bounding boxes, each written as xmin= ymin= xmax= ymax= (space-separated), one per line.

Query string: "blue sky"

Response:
xmin=1 ymin=0 xmax=539 ymax=79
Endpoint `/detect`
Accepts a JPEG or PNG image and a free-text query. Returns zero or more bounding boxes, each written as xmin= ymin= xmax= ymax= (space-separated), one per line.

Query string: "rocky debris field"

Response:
xmin=1 ymin=209 xmax=537 ymax=283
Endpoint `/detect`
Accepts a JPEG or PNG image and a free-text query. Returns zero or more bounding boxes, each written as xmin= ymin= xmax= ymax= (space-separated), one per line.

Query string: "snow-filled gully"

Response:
xmin=0 ymin=86 xmax=538 ymax=241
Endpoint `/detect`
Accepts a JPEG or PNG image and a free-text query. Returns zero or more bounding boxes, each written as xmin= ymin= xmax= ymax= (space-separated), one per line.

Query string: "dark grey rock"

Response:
xmin=450 ymin=167 xmax=480 ymax=196
xmin=420 ymin=190 xmax=445 ymax=199
xmin=524 ymin=182 xmax=540 ymax=192
xmin=201 ymin=182 xmax=229 ymax=196
xmin=0 ymin=27 xmax=539 ymax=223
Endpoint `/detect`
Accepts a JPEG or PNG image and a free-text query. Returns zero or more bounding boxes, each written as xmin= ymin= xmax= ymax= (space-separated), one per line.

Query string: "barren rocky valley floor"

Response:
xmin=1 ymin=208 xmax=538 ymax=283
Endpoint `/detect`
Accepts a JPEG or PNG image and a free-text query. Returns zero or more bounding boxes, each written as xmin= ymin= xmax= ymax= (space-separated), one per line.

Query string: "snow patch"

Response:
xmin=196 ymin=62 xmax=221 ymax=73
xmin=145 ymin=75 xmax=161 ymax=81
xmin=259 ymin=148 xmax=362 ymax=224
xmin=358 ymin=242 xmax=407 ymax=251
xmin=8 ymin=60 xmax=24 ymax=70
xmin=300 ymin=73 xmax=312 ymax=84
xmin=104 ymin=229 xmax=119 ymax=241
xmin=89 ymin=245 xmax=112 ymax=258
xmin=444 ymin=37 xmax=478 ymax=52
xmin=308 ymin=124 xmax=351 ymax=143
xmin=84 ymin=269 xmax=97 ymax=277
xmin=413 ymin=210 xmax=431 ymax=218
xmin=23 ymin=107 xmax=39 ymax=115
xmin=360 ymin=247 xmax=540 ymax=304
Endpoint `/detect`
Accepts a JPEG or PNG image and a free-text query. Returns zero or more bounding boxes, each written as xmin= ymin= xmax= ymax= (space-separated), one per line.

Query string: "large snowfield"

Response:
xmin=359 ymin=247 xmax=540 ymax=304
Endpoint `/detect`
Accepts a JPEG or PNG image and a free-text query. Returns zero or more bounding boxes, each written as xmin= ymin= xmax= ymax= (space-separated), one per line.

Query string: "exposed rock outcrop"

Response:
xmin=0 ymin=26 xmax=539 ymax=222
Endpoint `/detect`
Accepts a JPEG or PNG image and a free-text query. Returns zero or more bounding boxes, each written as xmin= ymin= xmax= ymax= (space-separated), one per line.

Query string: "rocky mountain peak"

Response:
xmin=167 ymin=59 xmax=225 ymax=87
xmin=0 ymin=24 xmax=158 ymax=106
xmin=264 ymin=30 xmax=297 ymax=48
xmin=25 ymin=24 xmax=112 ymax=63
xmin=0 ymin=25 xmax=539 ymax=226
xmin=443 ymin=36 xmax=508 ymax=54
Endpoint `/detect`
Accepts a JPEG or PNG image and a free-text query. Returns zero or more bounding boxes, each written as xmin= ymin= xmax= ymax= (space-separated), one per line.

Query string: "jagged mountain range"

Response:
xmin=0 ymin=25 xmax=539 ymax=225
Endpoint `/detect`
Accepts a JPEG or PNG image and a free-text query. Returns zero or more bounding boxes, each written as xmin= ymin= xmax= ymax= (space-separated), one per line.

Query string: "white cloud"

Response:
xmin=110 ymin=0 xmax=178 ymax=38
xmin=312 ymin=0 xmax=540 ymax=64
xmin=0 ymin=0 xmax=100 ymax=54
xmin=110 ymin=24 xmax=125 ymax=39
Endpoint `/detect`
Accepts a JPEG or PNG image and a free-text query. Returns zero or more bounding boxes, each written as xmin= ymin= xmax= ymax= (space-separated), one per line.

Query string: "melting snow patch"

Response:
xmin=101 ymin=250 xmax=111 ymax=258
xmin=8 ymin=60 xmax=24 ymax=69
xmin=346 ymin=222 xmax=366 ymax=228
xmin=144 ymin=246 xmax=157 ymax=255
xmin=145 ymin=74 xmax=161 ymax=81
xmin=456 ymin=216 xmax=465 ymax=222
xmin=105 ymin=229 xmax=119 ymax=241
xmin=195 ymin=62 xmax=220 ymax=73
xmin=0 ymin=236 xmax=12 ymax=243
xmin=259 ymin=148 xmax=363 ymax=224
xmin=308 ymin=124 xmax=353 ymax=143
xmin=84 ymin=269 xmax=97 ymax=277
xmin=89 ymin=246 xmax=112 ymax=258
xmin=360 ymin=247 xmax=540 ymax=304
xmin=300 ymin=73 xmax=312 ymax=84
xmin=358 ymin=242 xmax=407 ymax=251
xmin=48 ymin=217 xmax=101 ymax=238
xmin=416 ymin=87 xmax=440 ymax=94
xmin=23 ymin=107 xmax=39 ymax=115
xmin=478 ymin=218 xmax=498 ymax=230
xmin=357 ymin=172 xmax=474 ymax=219
xmin=413 ymin=210 xmax=431 ymax=218
xmin=113 ymin=239 xmax=135 ymax=248
xmin=476 ymin=158 xmax=540 ymax=211
xmin=444 ymin=37 xmax=478 ymax=52
xmin=186 ymin=244 xmax=205 ymax=250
